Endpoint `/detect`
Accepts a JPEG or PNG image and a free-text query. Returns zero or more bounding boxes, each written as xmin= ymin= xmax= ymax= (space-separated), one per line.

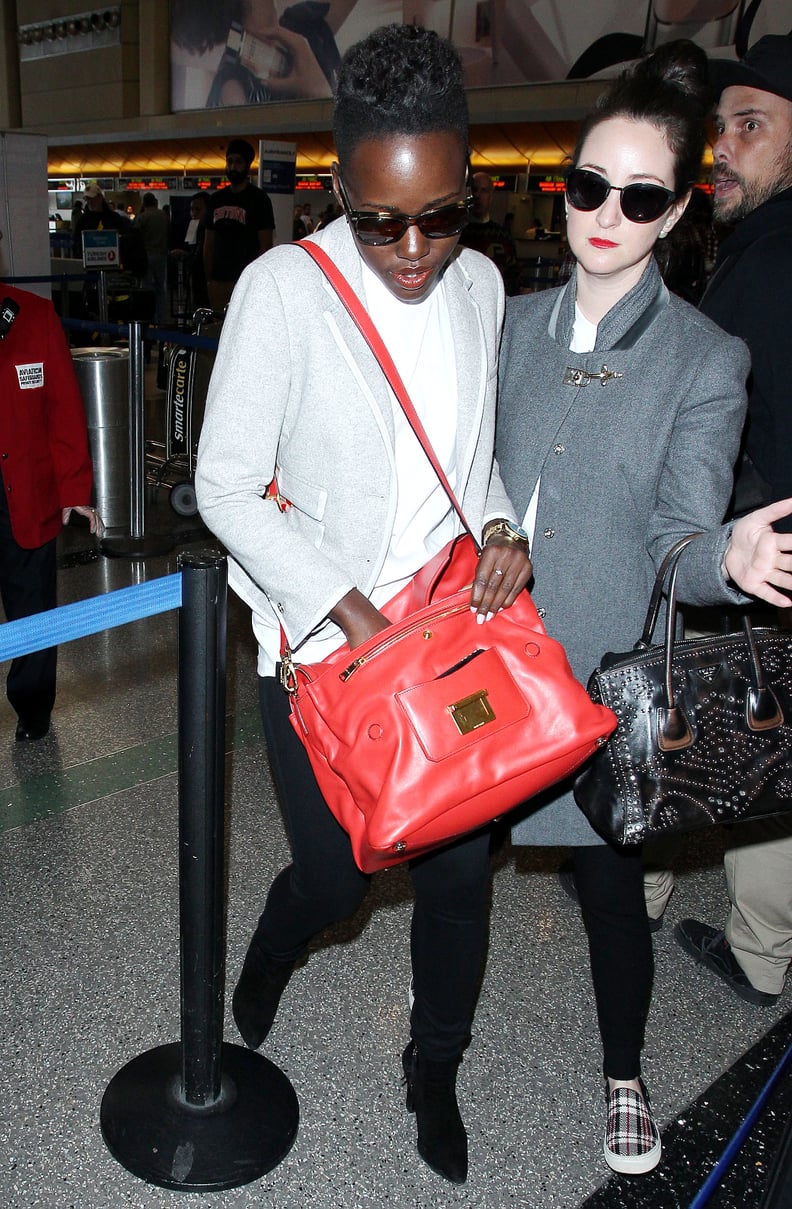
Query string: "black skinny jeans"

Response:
xmin=0 ymin=491 xmax=57 ymax=728
xmin=574 ymin=842 xmax=654 ymax=1081
xmin=252 ymin=676 xmax=493 ymax=1062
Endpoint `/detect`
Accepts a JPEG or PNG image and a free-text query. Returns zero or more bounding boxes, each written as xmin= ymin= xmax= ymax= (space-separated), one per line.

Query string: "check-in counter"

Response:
xmin=514 ymin=237 xmax=564 ymax=261
xmin=514 ymin=239 xmax=564 ymax=291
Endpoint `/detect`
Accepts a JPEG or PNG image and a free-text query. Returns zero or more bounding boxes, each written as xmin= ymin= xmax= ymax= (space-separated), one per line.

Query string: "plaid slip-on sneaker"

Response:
xmin=603 ymin=1080 xmax=662 ymax=1175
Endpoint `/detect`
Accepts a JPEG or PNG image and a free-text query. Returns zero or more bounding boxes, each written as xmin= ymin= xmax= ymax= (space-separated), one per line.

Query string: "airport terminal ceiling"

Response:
xmin=45 ymin=119 xmax=587 ymax=179
xmin=34 ymin=0 xmax=787 ymax=181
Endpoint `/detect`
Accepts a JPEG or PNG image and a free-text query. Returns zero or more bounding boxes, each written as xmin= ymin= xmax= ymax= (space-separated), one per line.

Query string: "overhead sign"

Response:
xmin=258 ymin=140 xmax=297 ymax=247
xmin=259 ymin=140 xmax=297 ymax=196
xmin=81 ymin=229 xmax=119 ymax=268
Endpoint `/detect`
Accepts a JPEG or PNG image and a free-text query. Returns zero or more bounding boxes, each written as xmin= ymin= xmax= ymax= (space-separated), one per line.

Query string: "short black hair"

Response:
xmin=333 ymin=25 xmax=469 ymax=165
xmin=573 ymin=40 xmax=712 ymax=195
xmin=226 ymin=138 xmax=255 ymax=166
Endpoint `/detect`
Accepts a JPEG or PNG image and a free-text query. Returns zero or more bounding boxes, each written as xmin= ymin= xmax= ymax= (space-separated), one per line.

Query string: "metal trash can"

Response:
xmin=71 ymin=347 xmax=130 ymax=529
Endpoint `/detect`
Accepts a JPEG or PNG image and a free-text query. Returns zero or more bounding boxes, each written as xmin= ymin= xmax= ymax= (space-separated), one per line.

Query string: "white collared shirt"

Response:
xmin=253 ymin=263 xmax=460 ymax=674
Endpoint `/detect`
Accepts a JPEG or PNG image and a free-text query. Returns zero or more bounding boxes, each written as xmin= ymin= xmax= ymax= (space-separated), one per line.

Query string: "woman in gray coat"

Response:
xmin=497 ymin=41 xmax=792 ymax=1177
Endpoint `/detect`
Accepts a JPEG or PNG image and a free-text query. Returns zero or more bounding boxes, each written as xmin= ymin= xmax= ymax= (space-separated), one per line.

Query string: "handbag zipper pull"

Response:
xmin=340 ymin=654 xmax=367 ymax=682
xmin=339 ymin=598 xmax=470 ymax=681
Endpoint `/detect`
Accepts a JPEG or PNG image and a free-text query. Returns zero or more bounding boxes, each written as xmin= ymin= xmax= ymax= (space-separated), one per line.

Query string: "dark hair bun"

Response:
xmin=635 ymin=38 xmax=712 ymax=114
xmin=574 ymin=36 xmax=713 ymax=194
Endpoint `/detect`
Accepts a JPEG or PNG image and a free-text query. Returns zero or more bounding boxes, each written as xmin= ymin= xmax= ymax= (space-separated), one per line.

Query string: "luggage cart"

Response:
xmin=145 ymin=308 xmax=222 ymax=516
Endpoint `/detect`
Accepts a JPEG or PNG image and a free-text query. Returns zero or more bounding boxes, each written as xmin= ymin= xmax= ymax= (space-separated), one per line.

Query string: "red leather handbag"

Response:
xmin=279 ymin=244 xmax=616 ymax=872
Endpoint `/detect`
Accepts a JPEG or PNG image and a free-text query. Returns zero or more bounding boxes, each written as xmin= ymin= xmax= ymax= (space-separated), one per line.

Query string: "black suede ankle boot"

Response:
xmin=232 ymin=940 xmax=295 ymax=1050
xmin=402 ymin=1040 xmax=468 ymax=1184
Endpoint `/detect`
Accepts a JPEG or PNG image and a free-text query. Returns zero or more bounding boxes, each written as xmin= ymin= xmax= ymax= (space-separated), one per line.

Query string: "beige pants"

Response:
xmin=642 ymin=835 xmax=676 ymax=922
xmin=643 ymin=863 xmax=675 ymax=923
xmin=724 ymin=815 xmax=792 ymax=995
xmin=642 ymin=817 xmax=792 ymax=995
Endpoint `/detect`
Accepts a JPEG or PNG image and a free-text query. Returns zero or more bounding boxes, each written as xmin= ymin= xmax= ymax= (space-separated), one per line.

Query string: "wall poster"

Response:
xmin=169 ymin=0 xmax=789 ymax=113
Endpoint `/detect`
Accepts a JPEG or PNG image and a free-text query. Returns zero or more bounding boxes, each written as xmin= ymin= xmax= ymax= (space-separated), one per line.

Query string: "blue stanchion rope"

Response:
xmin=689 ymin=1036 xmax=792 ymax=1209
xmin=148 ymin=325 xmax=220 ymax=351
xmin=61 ymin=316 xmax=219 ymax=351
xmin=1 ymin=277 xmax=220 ymax=351
xmin=0 ymin=575 xmax=183 ymax=661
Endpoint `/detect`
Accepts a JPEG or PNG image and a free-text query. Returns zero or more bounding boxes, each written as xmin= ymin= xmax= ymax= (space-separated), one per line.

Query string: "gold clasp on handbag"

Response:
xmin=279 ymin=649 xmax=299 ymax=695
xmin=448 ymin=689 xmax=495 ymax=735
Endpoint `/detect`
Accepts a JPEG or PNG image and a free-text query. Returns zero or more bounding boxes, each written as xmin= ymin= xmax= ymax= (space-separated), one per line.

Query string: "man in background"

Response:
xmin=674 ymin=34 xmax=792 ymax=1007
xmin=73 ymin=182 xmax=148 ymax=280
xmin=72 ymin=182 xmax=128 ymax=255
xmin=135 ymin=192 xmax=170 ymax=324
xmin=458 ymin=171 xmax=521 ymax=295
xmin=203 ymin=139 xmax=274 ymax=312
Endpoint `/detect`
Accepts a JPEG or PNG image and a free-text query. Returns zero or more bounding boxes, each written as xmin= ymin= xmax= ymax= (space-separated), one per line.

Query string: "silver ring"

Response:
xmin=493 ymin=568 xmax=504 ymax=577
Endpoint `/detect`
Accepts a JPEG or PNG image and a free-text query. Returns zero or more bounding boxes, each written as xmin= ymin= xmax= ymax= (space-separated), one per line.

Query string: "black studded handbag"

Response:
xmin=573 ymin=536 xmax=792 ymax=844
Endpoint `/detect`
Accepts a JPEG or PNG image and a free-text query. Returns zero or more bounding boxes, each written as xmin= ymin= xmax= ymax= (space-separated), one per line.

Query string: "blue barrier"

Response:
xmin=0 ymin=576 xmax=182 ymax=661
xmin=150 ymin=325 xmax=220 ymax=352
xmin=61 ymin=316 xmax=129 ymax=338
xmin=689 ymin=1037 xmax=792 ymax=1208
xmin=0 ymin=275 xmax=220 ymax=351
xmin=61 ymin=315 xmax=219 ymax=351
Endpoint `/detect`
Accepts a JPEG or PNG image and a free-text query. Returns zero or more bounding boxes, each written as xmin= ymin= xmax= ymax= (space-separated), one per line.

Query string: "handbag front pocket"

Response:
xmin=396 ymin=647 xmax=530 ymax=760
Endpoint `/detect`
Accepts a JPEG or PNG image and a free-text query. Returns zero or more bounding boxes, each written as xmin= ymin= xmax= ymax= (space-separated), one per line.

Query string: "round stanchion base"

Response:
xmin=101 ymin=534 xmax=175 ymax=560
xmin=100 ymin=1042 xmax=299 ymax=1191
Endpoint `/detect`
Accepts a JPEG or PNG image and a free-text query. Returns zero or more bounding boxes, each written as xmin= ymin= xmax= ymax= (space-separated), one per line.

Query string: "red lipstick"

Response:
xmin=392 ymin=268 xmax=433 ymax=291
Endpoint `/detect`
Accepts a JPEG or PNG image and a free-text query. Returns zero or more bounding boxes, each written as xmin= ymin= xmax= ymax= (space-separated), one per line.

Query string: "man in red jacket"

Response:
xmin=0 ymin=280 xmax=99 ymax=741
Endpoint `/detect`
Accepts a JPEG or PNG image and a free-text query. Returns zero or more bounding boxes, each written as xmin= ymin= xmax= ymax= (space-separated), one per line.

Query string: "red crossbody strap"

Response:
xmin=296 ymin=240 xmax=476 ymax=545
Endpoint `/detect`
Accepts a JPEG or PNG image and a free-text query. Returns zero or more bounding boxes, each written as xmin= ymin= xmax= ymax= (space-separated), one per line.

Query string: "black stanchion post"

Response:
xmin=129 ymin=318 xmax=146 ymax=542
xmin=58 ymin=275 xmax=69 ymax=321
xmin=100 ymin=551 xmax=299 ymax=1190
xmin=97 ymin=268 xmax=109 ymax=325
xmin=179 ymin=548 xmax=226 ymax=1107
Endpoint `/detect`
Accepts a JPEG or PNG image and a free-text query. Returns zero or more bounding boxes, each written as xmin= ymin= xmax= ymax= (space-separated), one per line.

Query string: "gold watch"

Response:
xmin=482 ymin=519 xmax=530 ymax=552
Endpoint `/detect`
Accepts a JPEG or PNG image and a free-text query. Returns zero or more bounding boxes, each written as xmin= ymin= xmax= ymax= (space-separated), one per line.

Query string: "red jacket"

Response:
xmin=0 ymin=284 xmax=93 ymax=549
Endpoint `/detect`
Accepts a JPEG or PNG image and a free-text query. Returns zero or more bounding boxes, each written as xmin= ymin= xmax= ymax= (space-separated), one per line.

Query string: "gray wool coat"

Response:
xmin=497 ymin=259 xmax=751 ymax=846
xmin=195 ymin=218 xmax=512 ymax=652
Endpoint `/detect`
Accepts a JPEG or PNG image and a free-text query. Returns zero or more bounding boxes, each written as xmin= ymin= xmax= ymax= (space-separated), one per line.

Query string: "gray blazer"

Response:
xmin=195 ymin=219 xmax=511 ymax=649
xmin=497 ymin=260 xmax=751 ymax=846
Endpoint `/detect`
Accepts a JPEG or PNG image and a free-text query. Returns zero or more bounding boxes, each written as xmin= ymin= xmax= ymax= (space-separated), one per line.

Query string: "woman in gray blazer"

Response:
xmin=195 ymin=26 xmax=532 ymax=1185
xmin=497 ymin=41 xmax=792 ymax=1178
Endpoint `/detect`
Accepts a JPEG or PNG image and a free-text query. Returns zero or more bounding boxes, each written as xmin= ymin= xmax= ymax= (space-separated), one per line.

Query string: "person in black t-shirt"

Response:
xmin=458 ymin=172 xmax=520 ymax=295
xmin=203 ymin=139 xmax=275 ymax=311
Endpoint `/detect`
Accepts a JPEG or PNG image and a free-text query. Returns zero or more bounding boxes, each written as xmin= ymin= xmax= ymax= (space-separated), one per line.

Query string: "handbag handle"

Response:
xmin=642 ymin=535 xmax=783 ymax=751
xmin=637 ymin=535 xmax=701 ymax=647
xmin=295 ymin=240 xmax=479 ymax=550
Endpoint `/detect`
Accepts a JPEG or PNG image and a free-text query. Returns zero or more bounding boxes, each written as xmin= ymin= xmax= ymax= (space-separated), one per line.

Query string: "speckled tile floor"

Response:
xmin=0 ymin=501 xmax=790 ymax=1209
